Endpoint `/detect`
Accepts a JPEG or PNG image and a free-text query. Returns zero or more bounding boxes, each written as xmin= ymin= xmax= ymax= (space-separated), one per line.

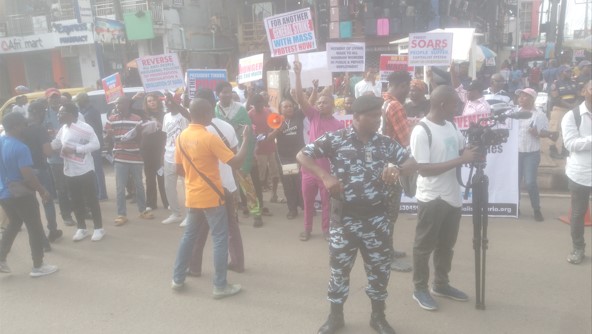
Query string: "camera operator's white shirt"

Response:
xmin=411 ymin=118 xmax=465 ymax=208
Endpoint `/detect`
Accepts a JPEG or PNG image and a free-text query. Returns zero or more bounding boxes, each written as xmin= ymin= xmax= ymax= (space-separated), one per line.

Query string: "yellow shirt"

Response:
xmin=175 ymin=124 xmax=234 ymax=208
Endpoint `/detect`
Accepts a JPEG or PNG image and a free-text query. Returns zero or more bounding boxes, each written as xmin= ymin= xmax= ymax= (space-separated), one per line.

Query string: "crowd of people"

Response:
xmin=0 ymin=57 xmax=590 ymax=334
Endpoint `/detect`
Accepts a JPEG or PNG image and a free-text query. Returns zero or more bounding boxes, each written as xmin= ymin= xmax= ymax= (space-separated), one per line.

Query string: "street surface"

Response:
xmin=0 ymin=166 xmax=590 ymax=334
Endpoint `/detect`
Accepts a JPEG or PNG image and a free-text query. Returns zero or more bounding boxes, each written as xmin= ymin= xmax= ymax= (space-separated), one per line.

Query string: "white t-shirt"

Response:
xmin=207 ymin=118 xmax=239 ymax=193
xmin=162 ymin=112 xmax=189 ymax=164
xmin=410 ymin=118 xmax=465 ymax=207
xmin=354 ymin=80 xmax=382 ymax=98
xmin=518 ymin=108 xmax=549 ymax=153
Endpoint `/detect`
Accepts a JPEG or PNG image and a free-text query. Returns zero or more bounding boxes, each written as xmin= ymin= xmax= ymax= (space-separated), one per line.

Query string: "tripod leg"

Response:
xmin=480 ymin=175 xmax=490 ymax=310
xmin=472 ymin=180 xmax=483 ymax=309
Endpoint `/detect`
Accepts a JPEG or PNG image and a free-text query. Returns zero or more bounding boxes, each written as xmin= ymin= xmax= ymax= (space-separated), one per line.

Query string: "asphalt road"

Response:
xmin=0 ymin=167 xmax=590 ymax=334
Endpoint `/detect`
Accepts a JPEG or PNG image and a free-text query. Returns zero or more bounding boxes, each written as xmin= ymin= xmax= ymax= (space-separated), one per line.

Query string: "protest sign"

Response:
xmin=264 ymin=8 xmax=317 ymax=57
xmin=400 ymin=113 xmax=519 ymax=218
xmin=408 ymin=32 xmax=453 ymax=67
xmin=287 ymin=51 xmax=332 ymax=89
xmin=185 ymin=69 xmax=227 ymax=99
xmin=101 ymin=73 xmax=124 ymax=104
xmin=238 ymin=54 xmax=264 ymax=84
xmin=326 ymin=42 xmax=365 ymax=72
xmin=137 ymin=53 xmax=184 ymax=92
xmin=379 ymin=54 xmax=414 ymax=81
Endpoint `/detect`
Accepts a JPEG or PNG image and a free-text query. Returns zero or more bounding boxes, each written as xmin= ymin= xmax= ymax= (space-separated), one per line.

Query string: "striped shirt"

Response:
xmin=104 ymin=113 xmax=143 ymax=164
xmin=456 ymin=85 xmax=491 ymax=116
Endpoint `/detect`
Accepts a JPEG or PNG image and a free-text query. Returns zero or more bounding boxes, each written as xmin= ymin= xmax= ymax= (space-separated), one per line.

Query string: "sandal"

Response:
xmin=114 ymin=216 xmax=128 ymax=226
xmin=139 ymin=210 xmax=154 ymax=219
xmin=299 ymin=231 xmax=311 ymax=241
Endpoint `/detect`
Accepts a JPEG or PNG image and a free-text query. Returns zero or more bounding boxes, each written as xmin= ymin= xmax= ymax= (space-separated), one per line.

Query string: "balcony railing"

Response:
xmin=5 ymin=15 xmax=35 ymax=36
xmin=95 ymin=0 xmax=164 ymax=24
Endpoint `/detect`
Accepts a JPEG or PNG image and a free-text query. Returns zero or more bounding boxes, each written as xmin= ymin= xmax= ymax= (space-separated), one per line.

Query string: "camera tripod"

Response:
xmin=468 ymin=161 xmax=489 ymax=310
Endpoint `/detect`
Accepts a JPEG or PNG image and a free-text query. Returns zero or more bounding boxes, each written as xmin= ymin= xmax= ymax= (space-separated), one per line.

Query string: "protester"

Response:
xmin=456 ymin=62 xmax=473 ymax=88
xmin=51 ymin=103 xmax=104 ymax=241
xmin=515 ymin=88 xmax=556 ymax=222
xmin=410 ymin=85 xmax=480 ymax=311
xmin=104 ymin=96 xmax=154 ymax=226
xmin=354 ymin=68 xmax=381 ymax=98
xmin=575 ymin=60 xmax=591 ymax=103
xmin=543 ymin=59 xmax=559 ymax=92
xmin=529 ymin=62 xmax=542 ymax=90
xmin=74 ymin=92 xmax=108 ymax=201
xmin=0 ymin=112 xmax=58 ymax=277
xmin=451 ymin=64 xmax=491 ymax=115
xmin=215 ymin=81 xmax=263 ymax=227
xmin=404 ymin=79 xmax=430 ymax=118
xmin=483 ymin=73 xmax=512 ymax=105
xmin=342 ymin=96 xmax=355 ymax=115
xmin=561 ymin=80 xmax=591 ymax=265
xmin=171 ymin=98 xmax=251 ymax=299
xmin=297 ymin=95 xmax=413 ymax=334
xmin=509 ymin=65 xmax=524 ymax=97
xmin=293 ymin=60 xmax=344 ymax=241
xmin=11 ymin=95 xmax=29 ymax=117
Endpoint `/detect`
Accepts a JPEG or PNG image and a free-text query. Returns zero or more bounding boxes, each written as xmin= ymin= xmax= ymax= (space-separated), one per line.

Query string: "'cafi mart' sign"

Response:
xmin=0 ymin=34 xmax=56 ymax=54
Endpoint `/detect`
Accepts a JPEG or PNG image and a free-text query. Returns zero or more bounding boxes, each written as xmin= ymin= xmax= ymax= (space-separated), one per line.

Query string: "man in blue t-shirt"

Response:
xmin=0 ymin=112 xmax=58 ymax=277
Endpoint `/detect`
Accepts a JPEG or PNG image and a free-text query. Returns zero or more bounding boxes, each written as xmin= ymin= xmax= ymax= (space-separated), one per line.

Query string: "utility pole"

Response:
xmin=548 ymin=0 xmax=559 ymax=42
xmin=556 ymin=0 xmax=568 ymax=58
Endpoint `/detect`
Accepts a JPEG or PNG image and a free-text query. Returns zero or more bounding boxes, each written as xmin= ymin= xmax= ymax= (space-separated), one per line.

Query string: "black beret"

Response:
xmin=351 ymin=95 xmax=384 ymax=114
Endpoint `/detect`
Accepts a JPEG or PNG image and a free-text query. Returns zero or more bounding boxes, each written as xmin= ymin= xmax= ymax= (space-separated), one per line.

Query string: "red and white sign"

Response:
xmin=137 ymin=53 xmax=185 ymax=92
xmin=238 ymin=53 xmax=264 ymax=84
xmin=379 ymin=54 xmax=414 ymax=81
xmin=102 ymin=73 xmax=124 ymax=104
xmin=408 ymin=32 xmax=453 ymax=67
xmin=264 ymin=8 xmax=317 ymax=57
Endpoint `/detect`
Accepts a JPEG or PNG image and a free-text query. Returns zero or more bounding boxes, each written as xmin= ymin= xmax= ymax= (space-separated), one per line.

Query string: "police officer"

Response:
xmin=297 ymin=95 xmax=414 ymax=334
xmin=549 ymin=66 xmax=578 ymax=158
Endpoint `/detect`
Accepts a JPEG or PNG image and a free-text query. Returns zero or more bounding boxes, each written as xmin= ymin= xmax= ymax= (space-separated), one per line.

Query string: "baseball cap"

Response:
xmin=14 ymin=85 xmax=31 ymax=94
xmin=578 ymin=60 xmax=591 ymax=69
xmin=515 ymin=88 xmax=537 ymax=99
xmin=45 ymin=88 xmax=61 ymax=98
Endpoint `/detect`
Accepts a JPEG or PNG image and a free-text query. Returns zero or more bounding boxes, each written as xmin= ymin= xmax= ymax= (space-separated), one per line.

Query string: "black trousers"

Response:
xmin=144 ymin=155 xmax=168 ymax=209
xmin=0 ymin=195 xmax=45 ymax=267
xmin=66 ymin=171 xmax=102 ymax=229
xmin=280 ymin=172 xmax=303 ymax=213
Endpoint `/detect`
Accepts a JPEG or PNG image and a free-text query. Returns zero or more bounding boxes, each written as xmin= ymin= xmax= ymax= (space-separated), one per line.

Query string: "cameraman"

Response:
xmin=410 ymin=85 xmax=480 ymax=311
xmin=515 ymin=88 xmax=557 ymax=222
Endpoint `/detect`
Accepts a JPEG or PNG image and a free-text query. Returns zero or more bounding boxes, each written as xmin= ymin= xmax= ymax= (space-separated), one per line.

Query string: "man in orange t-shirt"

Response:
xmin=171 ymin=98 xmax=250 ymax=299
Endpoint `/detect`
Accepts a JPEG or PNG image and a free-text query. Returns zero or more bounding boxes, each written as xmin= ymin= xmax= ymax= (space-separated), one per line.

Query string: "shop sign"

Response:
xmin=52 ymin=20 xmax=94 ymax=46
xmin=0 ymin=33 xmax=56 ymax=54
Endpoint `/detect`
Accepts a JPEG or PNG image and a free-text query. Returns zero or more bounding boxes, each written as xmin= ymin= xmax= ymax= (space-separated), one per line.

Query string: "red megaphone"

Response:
xmin=267 ymin=113 xmax=285 ymax=129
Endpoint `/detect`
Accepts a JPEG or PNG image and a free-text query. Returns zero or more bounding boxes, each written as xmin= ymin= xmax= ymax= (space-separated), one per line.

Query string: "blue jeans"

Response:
xmin=92 ymin=151 xmax=107 ymax=200
xmin=114 ymin=162 xmax=146 ymax=216
xmin=35 ymin=167 xmax=58 ymax=232
xmin=173 ymin=206 xmax=229 ymax=288
xmin=518 ymin=151 xmax=541 ymax=211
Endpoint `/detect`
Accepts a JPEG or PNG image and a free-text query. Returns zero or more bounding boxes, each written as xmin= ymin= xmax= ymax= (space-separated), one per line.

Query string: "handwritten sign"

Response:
xmin=185 ymin=69 xmax=227 ymax=99
xmin=102 ymin=73 xmax=124 ymax=104
xmin=326 ymin=42 xmax=365 ymax=72
xmin=379 ymin=54 xmax=414 ymax=81
xmin=137 ymin=53 xmax=184 ymax=92
xmin=264 ymin=8 xmax=317 ymax=57
xmin=408 ymin=32 xmax=453 ymax=67
xmin=238 ymin=54 xmax=264 ymax=84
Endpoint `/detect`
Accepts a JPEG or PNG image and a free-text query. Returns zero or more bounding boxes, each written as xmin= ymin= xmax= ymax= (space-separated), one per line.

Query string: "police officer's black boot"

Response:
xmin=369 ymin=300 xmax=396 ymax=334
xmin=317 ymin=303 xmax=344 ymax=334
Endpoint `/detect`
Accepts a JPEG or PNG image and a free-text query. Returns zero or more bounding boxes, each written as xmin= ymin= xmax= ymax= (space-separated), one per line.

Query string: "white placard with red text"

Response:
xmin=137 ymin=53 xmax=185 ymax=92
xmin=408 ymin=32 xmax=453 ymax=67
xmin=238 ymin=53 xmax=264 ymax=84
xmin=264 ymin=8 xmax=317 ymax=57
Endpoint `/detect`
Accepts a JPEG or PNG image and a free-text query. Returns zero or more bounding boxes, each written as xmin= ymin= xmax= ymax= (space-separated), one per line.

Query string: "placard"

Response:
xmin=326 ymin=42 xmax=365 ymax=72
xmin=379 ymin=54 xmax=414 ymax=81
xmin=238 ymin=54 xmax=264 ymax=84
xmin=185 ymin=69 xmax=228 ymax=99
xmin=264 ymin=8 xmax=317 ymax=57
xmin=102 ymin=73 xmax=124 ymax=104
xmin=408 ymin=32 xmax=453 ymax=67
xmin=137 ymin=53 xmax=185 ymax=92
xmin=287 ymin=51 xmax=333 ymax=89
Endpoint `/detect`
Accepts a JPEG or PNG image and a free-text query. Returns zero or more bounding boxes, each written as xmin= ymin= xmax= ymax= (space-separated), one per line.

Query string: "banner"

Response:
xmin=408 ymin=32 xmax=453 ymax=67
xmin=95 ymin=18 xmax=126 ymax=44
xmin=326 ymin=42 xmax=365 ymax=72
xmin=379 ymin=54 xmax=414 ymax=81
xmin=264 ymin=8 xmax=317 ymax=57
xmin=102 ymin=73 xmax=124 ymax=104
xmin=238 ymin=54 xmax=264 ymax=84
xmin=137 ymin=53 xmax=185 ymax=92
xmin=185 ymin=69 xmax=227 ymax=99
xmin=400 ymin=113 xmax=519 ymax=218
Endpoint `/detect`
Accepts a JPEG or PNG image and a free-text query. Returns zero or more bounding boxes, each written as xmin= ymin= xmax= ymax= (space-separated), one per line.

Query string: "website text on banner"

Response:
xmin=408 ymin=32 xmax=453 ymax=67
xmin=400 ymin=113 xmax=520 ymax=218
xmin=137 ymin=53 xmax=185 ymax=92
xmin=326 ymin=42 xmax=365 ymax=72
xmin=185 ymin=69 xmax=227 ymax=99
xmin=379 ymin=54 xmax=414 ymax=81
xmin=264 ymin=8 xmax=317 ymax=57
xmin=238 ymin=54 xmax=264 ymax=84
xmin=102 ymin=73 xmax=124 ymax=104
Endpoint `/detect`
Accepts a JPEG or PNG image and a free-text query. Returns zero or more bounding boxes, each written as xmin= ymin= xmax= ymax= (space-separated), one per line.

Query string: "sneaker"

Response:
xmin=146 ymin=207 xmax=153 ymax=212
xmin=63 ymin=218 xmax=76 ymax=227
xmin=72 ymin=229 xmax=89 ymax=242
xmin=171 ymin=279 xmax=184 ymax=291
xmin=47 ymin=229 xmax=63 ymax=243
xmin=567 ymin=249 xmax=585 ymax=264
xmin=213 ymin=283 xmax=242 ymax=299
xmin=162 ymin=214 xmax=184 ymax=225
xmin=413 ymin=289 xmax=438 ymax=311
xmin=91 ymin=229 xmax=106 ymax=241
xmin=534 ymin=210 xmax=544 ymax=222
xmin=179 ymin=219 xmax=188 ymax=227
xmin=30 ymin=263 xmax=58 ymax=277
xmin=0 ymin=261 xmax=11 ymax=273
xmin=393 ymin=249 xmax=407 ymax=258
xmin=139 ymin=210 xmax=154 ymax=220
xmin=431 ymin=284 xmax=469 ymax=302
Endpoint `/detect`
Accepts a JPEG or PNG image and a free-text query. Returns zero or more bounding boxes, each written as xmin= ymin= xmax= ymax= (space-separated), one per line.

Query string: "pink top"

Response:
xmin=302 ymin=106 xmax=344 ymax=174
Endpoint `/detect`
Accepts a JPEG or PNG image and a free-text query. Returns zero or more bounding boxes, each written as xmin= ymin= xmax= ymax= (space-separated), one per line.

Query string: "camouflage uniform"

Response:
xmin=302 ymin=127 xmax=408 ymax=303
